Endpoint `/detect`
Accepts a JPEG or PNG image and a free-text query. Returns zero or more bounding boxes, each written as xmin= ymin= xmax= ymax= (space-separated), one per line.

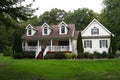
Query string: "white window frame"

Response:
xmin=84 ymin=40 xmax=92 ymax=48
xmin=100 ymin=40 xmax=108 ymax=48
xmin=44 ymin=27 xmax=48 ymax=35
xmin=91 ymin=27 xmax=99 ymax=35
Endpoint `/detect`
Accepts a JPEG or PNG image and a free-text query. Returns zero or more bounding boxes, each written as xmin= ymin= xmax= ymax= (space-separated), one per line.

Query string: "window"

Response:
xmin=84 ymin=40 xmax=92 ymax=48
xmin=91 ymin=27 xmax=99 ymax=35
xmin=28 ymin=28 xmax=32 ymax=35
xmin=61 ymin=26 xmax=65 ymax=33
xmin=100 ymin=40 xmax=108 ymax=48
xmin=44 ymin=27 xmax=48 ymax=34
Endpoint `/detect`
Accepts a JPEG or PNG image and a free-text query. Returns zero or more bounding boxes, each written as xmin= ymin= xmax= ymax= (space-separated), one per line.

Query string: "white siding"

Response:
xmin=82 ymin=21 xmax=110 ymax=37
xmin=82 ymin=38 xmax=110 ymax=53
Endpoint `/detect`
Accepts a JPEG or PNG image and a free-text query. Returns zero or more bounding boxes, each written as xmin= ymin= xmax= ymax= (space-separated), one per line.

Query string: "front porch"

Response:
xmin=22 ymin=39 xmax=72 ymax=58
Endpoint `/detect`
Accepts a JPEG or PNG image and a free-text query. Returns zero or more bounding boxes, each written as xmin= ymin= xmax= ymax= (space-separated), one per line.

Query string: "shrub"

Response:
xmin=108 ymin=53 xmax=115 ymax=59
xmin=83 ymin=52 xmax=89 ymax=59
xmin=102 ymin=51 xmax=107 ymax=58
xmin=65 ymin=53 xmax=72 ymax=59
xmin=72 ymin=53 xmax=78 ymax=59
xmin=93 ymin=51 xmax=102 ymax=59
xmin=54 ymin=52 xmax=65 ymax=59
xmin=115 ymin=50 xmax=120 ymax=58
xmin=13 ymin=52 xmax=25 ymax=59
xmin=44 ymin=54 xmax=54 ymax=59
xmin=88 ymin=53 xmax=94 ymax=59
xmin=77 ymin=53 xmax=83 ymax=59
xmin=24 ymin=51 xmax=35 ymax=58
xmin=13 ymin=51 xmax=35 ymax=59
xmin=3 ymin=46 xmax=13 ymax=56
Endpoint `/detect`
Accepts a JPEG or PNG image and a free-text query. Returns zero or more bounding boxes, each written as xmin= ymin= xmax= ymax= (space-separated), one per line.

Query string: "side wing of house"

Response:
xmin=81 ymin=19 xmax=112 ymax=53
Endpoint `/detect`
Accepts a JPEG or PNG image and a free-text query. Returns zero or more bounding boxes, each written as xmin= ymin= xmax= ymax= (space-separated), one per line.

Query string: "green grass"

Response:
xmin=0 ymin=55 xmax=120 ymax=80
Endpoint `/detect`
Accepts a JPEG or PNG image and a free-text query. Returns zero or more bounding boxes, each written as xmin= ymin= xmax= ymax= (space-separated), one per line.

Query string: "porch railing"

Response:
xmin=47 ymin=46 xmax=70 ymax=51
xmin=23 ymin=46 xmax=38 ymax=51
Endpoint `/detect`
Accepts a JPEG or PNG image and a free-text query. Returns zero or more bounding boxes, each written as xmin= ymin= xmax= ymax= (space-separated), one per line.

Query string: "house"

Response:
xmin=21 ymin=19 xmax=113 ymax=58
xmin=81 ymin=19 xmax=113 ymax=53
xmin=22 ymin=21 xmax=79 ymax=58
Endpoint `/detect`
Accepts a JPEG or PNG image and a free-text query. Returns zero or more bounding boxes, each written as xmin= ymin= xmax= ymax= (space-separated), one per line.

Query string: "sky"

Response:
xmin=24 ymin=0 xmax=103 ymax=16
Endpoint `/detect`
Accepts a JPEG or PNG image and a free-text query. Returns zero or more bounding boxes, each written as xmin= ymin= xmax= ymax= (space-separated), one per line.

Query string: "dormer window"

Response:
xmin=59 ymin=21 xmax=68 ymax=35
xmin=44 ymin=27 xmax=48 ymax=35
xmin=28 ymin=27 xmax=32 ymax=35
xmin=42 ymin=23 xmax=51 ymax=35
xmin=61 ymin=26 xmax=65 ymax=33
xmin=91 ymin=27 xmax=99 ymax=35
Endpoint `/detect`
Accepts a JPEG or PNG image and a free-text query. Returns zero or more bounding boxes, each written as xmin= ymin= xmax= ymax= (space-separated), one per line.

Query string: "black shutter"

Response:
xmin=91 ymin=29 xmax=93 ymax=35
xmin=90 ymin=40 xmax=92 ymax=48
xmin=97 ymin=29 xmax=99 ymax=34
xmin=84 ymin=41 xmax=86 ymax=48
xmin=100 ymin=40 xmax=101 ymax=48
xmin=106 ymin=40 xmax=108 ymax=48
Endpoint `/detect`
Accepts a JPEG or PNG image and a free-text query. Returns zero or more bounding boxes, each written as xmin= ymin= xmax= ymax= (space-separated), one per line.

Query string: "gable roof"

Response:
xmin=81 ymin=19 xmax=112 ymax=35
xmin=22 ymin=24 xmax=76 ymax=40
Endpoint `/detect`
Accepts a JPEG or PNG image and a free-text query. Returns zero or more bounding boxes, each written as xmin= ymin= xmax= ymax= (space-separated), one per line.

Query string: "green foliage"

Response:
xmin=93 ymin=51 xmax=102 ymax=59
xmin=12 ymin=29 xmax=22 ymax=53
xmin=115 ymin=50 xmax=120 ymax=58
xmin=3 ymin=46 xmax=13 ymax=56
xmin=108 ymin=35 xmax=117 ymax=58
xmin=13 ymin=51 xmax=35 ymax=59
xmin=38 ymin=8 xmax=66 ymax=25
xmin=44 ymin=54 xmax=54 ymax=59
xmin=54 ymin=52 xmax=65 ymax=59
xmin=102 ymin=51 xmax=107 ymax=58
xmin=65 ymin=53 xmax=72 ymax=59
xmin=77 ymin=31 xmax=84 ymax=54
xmin=65 ymin=8 xmax=99 ymax=30
xmin=72 ymin=53 xmax=78 ymax=59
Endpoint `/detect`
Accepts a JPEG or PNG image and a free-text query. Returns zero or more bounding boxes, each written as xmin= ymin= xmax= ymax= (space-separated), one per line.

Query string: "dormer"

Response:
xmin=58 ymin=21 xmax=68 ymax=35
xmin=41 ymin=23 xmax=51 ymax=35
xmin=26 ymin=24 xmax=36 ymax=36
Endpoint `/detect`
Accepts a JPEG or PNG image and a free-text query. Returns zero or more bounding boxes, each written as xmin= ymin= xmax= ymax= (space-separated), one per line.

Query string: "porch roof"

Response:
xmin=22 ymin=24 xmax=79 ymax=40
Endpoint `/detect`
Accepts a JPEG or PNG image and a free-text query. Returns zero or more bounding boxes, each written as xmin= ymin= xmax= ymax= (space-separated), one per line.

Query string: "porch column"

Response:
xmin=69 ymin=38 xmax=72 ymax=52
xmin=25 ymin=41 xmax=27 ymax=51
xmin=51 ymin=39 xmax=53 ymax=51
xmin=37 ymin=40 xmax=39 ymax=47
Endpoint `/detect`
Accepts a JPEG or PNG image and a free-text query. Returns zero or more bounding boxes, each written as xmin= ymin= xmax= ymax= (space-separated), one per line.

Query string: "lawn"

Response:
xmin=0 ymin=55 xmax=120 ymax=80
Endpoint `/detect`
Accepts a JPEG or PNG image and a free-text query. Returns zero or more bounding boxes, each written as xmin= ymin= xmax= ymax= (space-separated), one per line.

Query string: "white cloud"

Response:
xmin=25 ymin=0 xmax=103 ymax=16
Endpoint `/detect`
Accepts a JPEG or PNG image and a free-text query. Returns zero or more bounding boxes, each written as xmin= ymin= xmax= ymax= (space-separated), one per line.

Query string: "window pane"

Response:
xmin=61 ymin=26 xmax=65 ymax=33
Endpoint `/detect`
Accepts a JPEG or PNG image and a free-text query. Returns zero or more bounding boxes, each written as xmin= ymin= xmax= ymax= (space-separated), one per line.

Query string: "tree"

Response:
xmin=65 ymin=8 xmax=99 ymax=30
xmin=12 ymin=28 xmax=22 ymax=53
xmin=0 ymin=0 xmax=37 ymax=28
xmin=38 ymin=8 xmax=66 ymax=25
xmin=77 ymin=31 xmax=84 ymax=53
xmin=108 ymin=34 xmax=117 ymax=58
xmin=101 ymin=0 xmax=120 ymax=50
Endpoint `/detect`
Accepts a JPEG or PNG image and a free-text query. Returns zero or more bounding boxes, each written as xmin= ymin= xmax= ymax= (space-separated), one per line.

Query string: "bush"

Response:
xmin=24 ymin=51 xmax=35 ymax=58
xmin=3 ymin=46 xmax=13 ymax=56
xmin=13 ymin=51 xmax=35 ymax=59
xmin=88 ymin=53 xmax=94 ymax=59
xmin=72 ymin=53 xmax=78 ymax=59
xmin=102 ymin=51 xmax=107 ymax=58
xmin=93 ymin=51 xmax=102 ymax=59
xmin=115 ymin=50 xmax=120 ymax=58
xmin=54 ymin=52 xmax=65 ymax=59
xmin=44 ymin=54 xmax=54 ymax=59
xmin=65 ymin=53 xmax=72 ymax=59
xmin=108 ymin=53 xmax=115 ymax=59
xmin=13 ymin=52 xmax=25 ymax=59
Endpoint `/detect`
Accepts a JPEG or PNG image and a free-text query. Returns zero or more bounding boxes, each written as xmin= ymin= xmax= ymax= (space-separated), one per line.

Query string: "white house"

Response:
xmin=22 ymin=21 xmax=79 ymax=58
xmin=21 ymin=19 xmax=113 ymax=58
xmin=81 ymin=19 xmax=112 ymax=53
